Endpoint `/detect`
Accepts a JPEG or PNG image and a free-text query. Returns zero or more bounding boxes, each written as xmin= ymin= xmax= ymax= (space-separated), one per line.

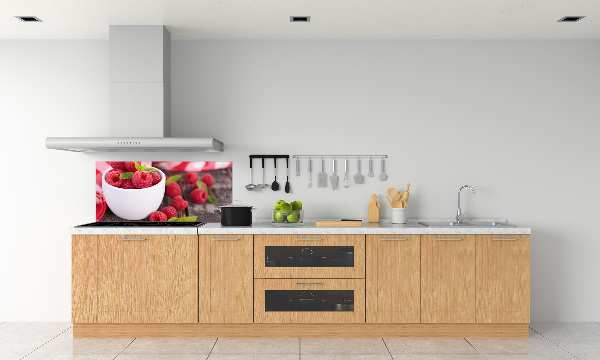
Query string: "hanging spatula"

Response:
xmin=330 ymin=159 xmax=339 ymax=190
xmin=318 ymin=159 xmax=327 ymax=188
xmin=354 ymin=158 xmax=365 ymax=184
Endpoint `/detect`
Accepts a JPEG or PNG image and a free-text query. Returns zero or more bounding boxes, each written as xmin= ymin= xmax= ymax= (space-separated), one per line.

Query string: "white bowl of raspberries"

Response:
xmin=102 ymin=162 xmax=166 ymax=220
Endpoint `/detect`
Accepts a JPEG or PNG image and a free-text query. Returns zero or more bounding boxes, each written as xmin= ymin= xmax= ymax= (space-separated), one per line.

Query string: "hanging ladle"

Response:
xmin=245 ymin=157 xmax=256 ymax=191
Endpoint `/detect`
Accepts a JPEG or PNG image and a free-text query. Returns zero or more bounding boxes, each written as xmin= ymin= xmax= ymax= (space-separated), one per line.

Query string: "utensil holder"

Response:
xmin=392 ymin=208 xmax=407 ymax=224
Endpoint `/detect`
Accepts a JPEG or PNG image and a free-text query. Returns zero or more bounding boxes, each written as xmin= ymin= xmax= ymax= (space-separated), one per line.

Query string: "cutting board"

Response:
xmin=315 ymin=220 xmax=363 ymax=227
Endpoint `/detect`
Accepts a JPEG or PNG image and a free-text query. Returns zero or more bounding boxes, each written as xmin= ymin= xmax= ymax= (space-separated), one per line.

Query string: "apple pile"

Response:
xmin=273 ymin=200 xmax=302 ymax=223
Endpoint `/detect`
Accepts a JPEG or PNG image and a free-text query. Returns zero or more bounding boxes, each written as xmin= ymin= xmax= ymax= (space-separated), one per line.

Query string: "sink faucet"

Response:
xmin=456 ymin=185 xmax=476 ymax=224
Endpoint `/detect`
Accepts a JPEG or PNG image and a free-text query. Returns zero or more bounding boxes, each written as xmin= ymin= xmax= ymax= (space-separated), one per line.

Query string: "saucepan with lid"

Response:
xmin=217 ymin=200 xmax=256 ymax=226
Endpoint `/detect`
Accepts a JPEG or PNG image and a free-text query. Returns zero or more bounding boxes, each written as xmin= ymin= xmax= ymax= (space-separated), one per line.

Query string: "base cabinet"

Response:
xmin=421 ymin=235 xmax=476 ymax=323
xmin=366 ymin=235 xmax=420 ymax=323
xmin=93 ymin=234 xmax=198 ymax=323
xmin=476 ymin=235 xmax=530 ymax=323
xmin=72 ymin=231 xmax=530 ymax=336
xmin=199 ymin=235 xmax=253 ymax=323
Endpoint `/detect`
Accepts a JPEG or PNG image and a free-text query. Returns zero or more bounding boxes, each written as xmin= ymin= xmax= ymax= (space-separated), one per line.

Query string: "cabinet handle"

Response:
xmin=296 ymin=238 xmax=322 ymax=241
xmin=492 ymin=238 xmax=517 ymax=241
xmin=213 ymin=238 xmax=240 ymax=241
xmin=436 ymin=238 xmax=462 ymax=241
xmin=296 ymin=283 xmax=323 ymax=286
xmin=382 ymin=238 xmax=407 ymax=241
xmin=120 ymin=238 xmax=146 ymax=241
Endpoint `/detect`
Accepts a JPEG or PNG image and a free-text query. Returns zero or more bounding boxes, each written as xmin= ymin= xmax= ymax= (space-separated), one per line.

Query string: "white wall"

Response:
xmin=1 ymin=40 xmax=599 ymax=322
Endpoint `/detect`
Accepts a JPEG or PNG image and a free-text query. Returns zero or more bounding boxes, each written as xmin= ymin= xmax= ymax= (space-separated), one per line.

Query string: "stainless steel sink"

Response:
xmin=418 ymin=221 xmax=516 ymax=228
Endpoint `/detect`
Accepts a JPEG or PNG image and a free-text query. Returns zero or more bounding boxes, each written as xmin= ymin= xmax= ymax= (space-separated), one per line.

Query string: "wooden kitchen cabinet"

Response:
xmin=421 ymin=234 xmax=476 ymax=323
xmin=366 ymin=235 xmax=420 ymax=323
xmin=95 ymin=234 xmax=198 ymax=323
xmin=198 ymin=235 xmax=253 ymax=323
xmin=476 ymin=235 xmax=530 ymax=323
xmin=72 ymin=235 xmax=98 ymax=323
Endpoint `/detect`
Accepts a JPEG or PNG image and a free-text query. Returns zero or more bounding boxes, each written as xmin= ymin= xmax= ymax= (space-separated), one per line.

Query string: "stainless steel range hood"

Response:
xmin=46 ymin=25 xmax=224 ymax=152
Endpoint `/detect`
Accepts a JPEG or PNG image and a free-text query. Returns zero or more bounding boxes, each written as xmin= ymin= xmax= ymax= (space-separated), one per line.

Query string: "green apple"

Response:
xmin=273 ymin=210 xmax=285 ymax=223
xmin=275 ymin=200 xmax=287 ymax=210
xmin=279 ymin=202 xmax=292 ymax=212
xmin=287 ymin=210 xmax=300 ymax=223
xmin=290 ymin=201 xmax=303 ymax=210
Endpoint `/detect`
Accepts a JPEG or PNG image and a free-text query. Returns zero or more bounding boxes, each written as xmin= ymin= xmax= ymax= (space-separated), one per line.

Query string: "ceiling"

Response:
xmin=2 ymin=0 xmax=599 ymax=39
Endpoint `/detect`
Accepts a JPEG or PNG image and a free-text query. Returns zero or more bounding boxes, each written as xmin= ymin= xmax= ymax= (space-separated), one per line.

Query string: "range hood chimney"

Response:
xmin=46 ymin=25 xmax=224 ymax=152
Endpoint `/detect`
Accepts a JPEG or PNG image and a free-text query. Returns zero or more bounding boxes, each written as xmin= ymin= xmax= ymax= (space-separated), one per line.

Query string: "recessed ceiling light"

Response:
xmin=15 ymin=16 xmax=42 ymax=22
xmin=290 ymin=16 xmax=311 ymax=23
xmin=558 ymin=16 xmax=585 ymax=22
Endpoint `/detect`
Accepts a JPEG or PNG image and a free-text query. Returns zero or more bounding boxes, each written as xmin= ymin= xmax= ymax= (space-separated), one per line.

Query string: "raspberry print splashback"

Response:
xmin=96 ymin=161 xmax=233 ymax=222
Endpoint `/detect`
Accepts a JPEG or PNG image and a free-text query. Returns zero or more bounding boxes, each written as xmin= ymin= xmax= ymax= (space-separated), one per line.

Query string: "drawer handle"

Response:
xmin=382 ymin=238 xmax=407 ymax=241
xmin=213 ymin=238 xmax=240 ymax=241
xmin=296 ymin=238 xmax=322 ymax=241
xmin=492 ymin=238 xmax=517 ymax=241
xmin=296 ymin=283 xmax=323 ymax=286
xmin=436 ymin=238 xmax=462 ymax=241
xmin=120 ymin=238 xmax=146 ymax=241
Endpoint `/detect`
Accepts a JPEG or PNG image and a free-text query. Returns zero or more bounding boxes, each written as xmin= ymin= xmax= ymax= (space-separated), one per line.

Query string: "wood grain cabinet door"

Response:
xmin=476 ymin=235 xmax=530 ymax=323
xmin=97 ymin=234 xmax=198 ymax=323
xmin=72 ymin=235 xmax=98 ymax=323
xmin=366 ymin=235 xmax=420 ymax=323
xmin=421 ymin=234 xmax=476 ymax=323
xmin=199 ymin=235 xmax=253 ymax=323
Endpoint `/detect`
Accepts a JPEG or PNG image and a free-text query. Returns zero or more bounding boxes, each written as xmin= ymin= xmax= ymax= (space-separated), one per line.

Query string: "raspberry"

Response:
xmin=125 ymin=162 xmax=138 ymax=172
xmin=185 ymin=172 xmax=199 ymax=184
xmin=150 ymin=171 xmax=161 ymax=185
xmin=166 ymin=182 xmax=181 ymax=197
xmin=132 ymin=171 xmax=153 ymax=189
xmin=193 ymin=181 xmax=207 ymax=190
xmin=190 ymin=188 xmax=207 ymax=203
xmin=149 ymin=211 xmax=167 ymax=222
xmin=161 ymin=206 xmax=178 ymax=220
xmin=108 ymin=162 xmax=127 ymax=172
xmin=172 ymin=196 xmax=188 ymax=210
xmin=105 ymin=170 xmax=124 ymax=188
xmin=122 ymin=179 xmax=136 ymax=189
xmin=202 ymin=173 xmax=214 ymax=187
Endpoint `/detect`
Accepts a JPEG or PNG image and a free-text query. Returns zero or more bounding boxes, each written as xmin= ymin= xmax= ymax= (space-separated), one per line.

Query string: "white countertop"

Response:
xmin=71 ymin=219 xmax=531 ymax=235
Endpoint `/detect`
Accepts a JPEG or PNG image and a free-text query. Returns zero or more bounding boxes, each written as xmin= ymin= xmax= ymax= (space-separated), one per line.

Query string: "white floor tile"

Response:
xmin=210 ymin=338 xmax=299 ymax=355
xmin=24 ymin=328 xmax=134 ymax=360
xmin=0 ymin=322 xmax=71 ymax=360
xmin=383 ymin=338 xmax=479 ymax=355
xmin=300 ymin=338 xmax=389 ymax=355
xmin=122 ymin=338 xmax=216 ymax=355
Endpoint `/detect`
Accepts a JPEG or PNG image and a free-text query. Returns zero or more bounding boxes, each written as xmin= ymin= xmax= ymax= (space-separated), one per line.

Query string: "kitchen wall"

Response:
xmin=1 ymin=40 xmax=599 ymax=322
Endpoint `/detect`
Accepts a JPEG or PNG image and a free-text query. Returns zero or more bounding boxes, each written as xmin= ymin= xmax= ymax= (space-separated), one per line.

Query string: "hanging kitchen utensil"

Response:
xmin=271 ymin=158 xmax=280 ymax=191
xmin=296 ymin=158 xmax=300 ymax=176
xmin=308 ymin=158 xmax=312 ymax=188
xmin=246 ymin=157 xmax=256 ymax=191
xmin=318 ymin=159 xmax=327 ymax=187
xmin=330 ymin=159 xmax=339 ymax=190
xmin=379 ymin=158 xmax=388 ymax=181
xmin=259 ymin=158 xmax=269 ymax=188
xmin=368 ymin=158 xmax=374 ymax=177
xmin=285 ymin=157 xmax=291 ymax=193
xmin=353 ymin=158 xmax=365 ymax=184
xmin=343 ymin=159 xmax=350 ymax=188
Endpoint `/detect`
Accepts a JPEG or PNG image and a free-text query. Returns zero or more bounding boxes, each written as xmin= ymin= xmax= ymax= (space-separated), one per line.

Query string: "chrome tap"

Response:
xmin=456 ymin=185 xmax=476 ymax=224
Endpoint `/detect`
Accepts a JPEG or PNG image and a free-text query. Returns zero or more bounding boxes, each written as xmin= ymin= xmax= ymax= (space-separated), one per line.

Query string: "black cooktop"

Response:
xmin=76 ymin=221 xmax=206 ymax=227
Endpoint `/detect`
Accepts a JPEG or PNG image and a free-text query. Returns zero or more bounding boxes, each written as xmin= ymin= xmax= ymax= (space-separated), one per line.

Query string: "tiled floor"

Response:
xmin=0 ymin=322 xmax=598 ymax=360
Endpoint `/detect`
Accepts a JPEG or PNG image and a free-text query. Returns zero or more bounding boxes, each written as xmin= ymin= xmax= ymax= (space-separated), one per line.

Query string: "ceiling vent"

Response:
xmin=558 ymin=16 xmax=585 ymax=22
xmin=290 ymin=16 xmax=311 ymax=22
xmin=15 ymin=16 xmax=42 ymax=22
